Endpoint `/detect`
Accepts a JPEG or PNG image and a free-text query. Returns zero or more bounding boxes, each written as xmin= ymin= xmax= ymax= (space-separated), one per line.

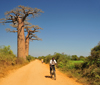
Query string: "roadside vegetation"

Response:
xmin=0 ymin=45 xmax=35 ymax=78
xmin=38 ymin=43 xmax=100 ymax=85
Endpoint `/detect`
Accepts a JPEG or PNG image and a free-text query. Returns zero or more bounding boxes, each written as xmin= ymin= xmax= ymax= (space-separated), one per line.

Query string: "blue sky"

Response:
xmin=0 ymin=0 xmax=100 ymax=57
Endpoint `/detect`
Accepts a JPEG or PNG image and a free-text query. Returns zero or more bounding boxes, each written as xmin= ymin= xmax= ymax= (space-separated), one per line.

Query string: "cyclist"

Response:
xmin=41 ymin=59 xmax=43 ymax=63
xmin=50 ymin=57 xmax=58 ymax=80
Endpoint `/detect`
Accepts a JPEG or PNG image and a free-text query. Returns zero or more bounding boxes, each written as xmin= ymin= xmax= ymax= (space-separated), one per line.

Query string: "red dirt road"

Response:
xmin=0 ymin=60 xmax=83 ymax=85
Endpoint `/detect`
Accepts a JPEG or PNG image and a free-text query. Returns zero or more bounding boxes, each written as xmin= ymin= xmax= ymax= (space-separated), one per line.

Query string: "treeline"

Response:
xmin=0 ymin=45 xmax=35 ymax=78
xmin=38 ymin=43 xmax=100 ymax=85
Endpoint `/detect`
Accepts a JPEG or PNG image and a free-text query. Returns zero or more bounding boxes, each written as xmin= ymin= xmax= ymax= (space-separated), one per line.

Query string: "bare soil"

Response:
xmin=0 ymin=60 xmax=83 ymax=85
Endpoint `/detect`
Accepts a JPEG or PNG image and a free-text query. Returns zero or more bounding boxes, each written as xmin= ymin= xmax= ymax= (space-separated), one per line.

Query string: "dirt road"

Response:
xmin=0 ymin=60 xmax=82 ymax=85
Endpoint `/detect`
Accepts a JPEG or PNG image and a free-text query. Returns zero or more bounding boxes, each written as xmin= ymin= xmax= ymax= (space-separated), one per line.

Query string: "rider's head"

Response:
xmin=52 ymin=57 xmax=54 ymax=61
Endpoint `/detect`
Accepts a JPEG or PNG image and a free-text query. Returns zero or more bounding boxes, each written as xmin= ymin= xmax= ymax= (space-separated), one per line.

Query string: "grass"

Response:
xmin=0 ymin=60 xmax=29 ymax=78
xmin=67 ymin=60 xmax=84 ymax=66
xmin=0 ymin=45 xmax=35 ymax=78
xmin=70 ymin=60 xmax=84 ymax=63
xmin=64 ymin=60 xmax=84 ymax=69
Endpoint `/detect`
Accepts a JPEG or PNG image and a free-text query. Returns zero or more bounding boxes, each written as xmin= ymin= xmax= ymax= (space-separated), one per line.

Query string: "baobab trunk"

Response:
xmin=17 ymin=18 xmax=26 ymax=59
xmin=25 ymin=36 xmax=29 ymax=57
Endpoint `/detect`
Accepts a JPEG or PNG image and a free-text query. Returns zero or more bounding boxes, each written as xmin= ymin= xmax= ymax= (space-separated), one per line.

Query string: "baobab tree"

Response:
xmin=6 ymin=23 xmax=43 ymax=57
xmin=6 ymin=22 xmax=43 ymax=57
xmin=25 ymin=25 xmax=42 ymax=56
xmin=0 ymin=5 xmax=43 ymax=59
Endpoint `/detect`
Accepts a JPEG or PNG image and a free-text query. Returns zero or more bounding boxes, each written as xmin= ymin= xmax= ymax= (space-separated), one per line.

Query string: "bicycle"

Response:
xmin=50 ymin=65 xmax=56 ymax=80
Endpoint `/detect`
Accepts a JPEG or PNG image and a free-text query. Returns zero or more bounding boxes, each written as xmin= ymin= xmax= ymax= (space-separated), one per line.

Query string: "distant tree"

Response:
xmin=79 ymin=56 xmax=85 ymax=60
xmin=71 ymin=55 xmax=78 ymax=60
xmin=91 ymin=42 xmax=100 ymax=65
xmin=98 ymin=41 xmax=100 ymax=46
xmin=0 ymin=45 xmax=13 ymax=55
xmin=26 ymin=55 xmax=35 ymax=62
xmin=0 ymin=5 xmax=43 ymax=60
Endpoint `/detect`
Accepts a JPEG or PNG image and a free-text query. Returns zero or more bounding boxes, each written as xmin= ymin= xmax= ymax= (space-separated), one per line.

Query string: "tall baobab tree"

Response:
xmin=0 ymin=5 xmax=43 ymax=59
xmin=6 ymin=23 xmax=43 ymax=57
xmin=25 ymin=25 xmax=42 ymax=56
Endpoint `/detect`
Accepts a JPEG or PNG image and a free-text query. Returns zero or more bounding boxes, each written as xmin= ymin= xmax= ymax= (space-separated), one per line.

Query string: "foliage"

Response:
xmin=0 ymin=45 xmax=16 ymax=65
xmin=78 ymin=56 xmax=85 ymax=60
xmin=26 ymin=55 xmax=35 ymax=62
xmin=44 ymin=54 xmax=52 ymax=64
xmin=90 ymin=43 xmax=100 ymax=65
xmin=37 ymin=46 xmax=100 ymax=85
xmin=71 ymin=55 xmax=78 ymax=60
xmin=0 ymin=45 xmax=14 ymax=55
xmin=0 ymin=45 xmax=35 ymax=78
xmin=37 ymin=42 xmax=100 ymax=85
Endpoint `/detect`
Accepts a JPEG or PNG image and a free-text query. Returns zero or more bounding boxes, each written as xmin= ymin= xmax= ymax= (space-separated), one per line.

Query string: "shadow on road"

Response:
xmin=45 ymin=75 xmax=52 ymax=79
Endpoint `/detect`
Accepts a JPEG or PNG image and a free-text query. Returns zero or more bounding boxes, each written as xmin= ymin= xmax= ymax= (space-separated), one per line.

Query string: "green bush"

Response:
xmin=0 ymin=45 xmax=14 ymax=55
xmin=79 ymin=56 xmax=85 ymax=60
xmin=71 ymin=55 xmax=78 ymax=60
xmin=58 ymin=61 xmax=64 ymax=68
xmin=66 ymin=62 xmax=75 ymax=69
xmin=74 ymin=63 xmax=82 ymax=69
xmin=82 ymin=64 xmax=98 ymax=77
xmin=44 ymin=54 xmax=52 ymax=63
xmin=93 ymin=68 xmax=100 ymax=79
xmin=90 ymin=44 xmax=100 ymax=65
xmin=0 ymin=45 xmax=17 ymax=66
xmin=53 ymin=53 xmax=61 ymax=61
xmin=26 ymin=55 xmax=35 ymax=62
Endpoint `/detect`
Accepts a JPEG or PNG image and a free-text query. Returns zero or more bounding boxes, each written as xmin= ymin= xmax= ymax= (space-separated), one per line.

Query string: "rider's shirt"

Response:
xmin=50 ymin=60 xmax=57 ymax=65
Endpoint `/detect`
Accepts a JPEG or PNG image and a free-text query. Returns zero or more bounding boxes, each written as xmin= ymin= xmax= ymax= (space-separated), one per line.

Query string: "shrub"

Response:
xmin=74 ymin=63 xmax=82 ymax=69
xmin=65 ymin=61 xmax=75 ymax=69
xmin=26 ymin=55 xmax=35 ymax=62
xmin=78 ymin=56 xmax=85 ymax=60
xmin=58 ymin=61 xmax=64 ymax=68
xmin=82 ymin=64 xmax=97 ymax=77
xmin=90 ymin=43 xmax=100 ymax=65
xmin=0 ymin=45 xmax=17 ymax=66
xmin=53 ymin=53 xmax=61 ymax=61
xmin=44 ymin=54 xmax=52 ymax=63
xmin=71 ymin=55 xmax=78 ymax=60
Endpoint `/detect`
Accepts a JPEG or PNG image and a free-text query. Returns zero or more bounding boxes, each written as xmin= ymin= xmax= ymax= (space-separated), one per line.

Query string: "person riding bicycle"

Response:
xmin=50 ymin=57 xmax=58 ymax=80
xmin=41 ymin=59 xmax=43 ymax=63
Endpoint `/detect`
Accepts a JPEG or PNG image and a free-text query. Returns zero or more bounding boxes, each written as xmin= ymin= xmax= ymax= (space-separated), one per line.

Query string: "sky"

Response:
xmin=0 ymin=0 xmax=100 ymax=57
